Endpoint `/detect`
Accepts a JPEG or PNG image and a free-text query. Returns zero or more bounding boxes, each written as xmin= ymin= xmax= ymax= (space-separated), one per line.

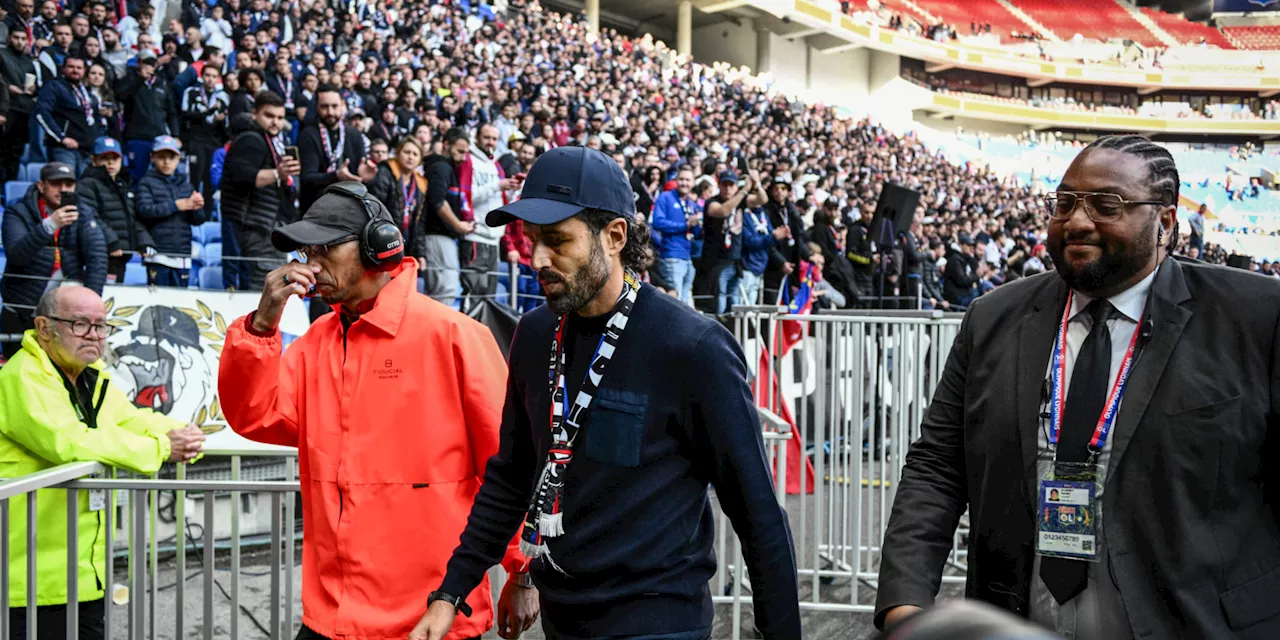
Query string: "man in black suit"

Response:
xmin=296 ymin=83 xmax=375 ymax=213
xmin=876 ymin=135 xmax=1280 ymax=639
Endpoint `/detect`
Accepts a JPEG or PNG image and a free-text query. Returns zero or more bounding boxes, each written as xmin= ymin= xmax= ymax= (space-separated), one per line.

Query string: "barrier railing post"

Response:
xmin=286 ymin=460 xmax=296 ymax=635
xmin=176 ymin=463 xmax=186 ymax=639
xmin=104 ymin=468 xmax=114 ymax=637
xmin=0 ymin=497 xmax=8 ymax=640
xmin=230 ymin=456 xmax=241 ymax=640
xmin=270 ymin=492 xmax=282 ymax=640
xmin=203 ymin=491 xmax=215 ymax=640
xmin=509 ymin=260 xmax=520 ymax=311
xmin=26 ymin=492 xmax=37 ymax=640
xmin=150 ymin=477 xmax=158 ymax=640
xmin=131 ymin=489 xmax=146 ymax=640
xmin=66 ymin=488 xmax=79 ymax=640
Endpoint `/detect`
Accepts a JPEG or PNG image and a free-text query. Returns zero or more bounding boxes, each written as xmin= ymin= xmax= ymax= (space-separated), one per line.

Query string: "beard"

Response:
xmin=1048 ymin=222 xmax=1156 ymax=294
xmin=541 ymin=236 xmax=611 ymax=315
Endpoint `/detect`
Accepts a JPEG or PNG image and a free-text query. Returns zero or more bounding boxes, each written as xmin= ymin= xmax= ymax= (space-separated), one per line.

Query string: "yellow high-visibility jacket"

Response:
xmin=0 ymin=330 xmax=176 ymax=606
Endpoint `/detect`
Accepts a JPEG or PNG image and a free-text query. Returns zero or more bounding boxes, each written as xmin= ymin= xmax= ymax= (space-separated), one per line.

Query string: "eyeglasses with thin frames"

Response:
xmin=1044 ymin=191 xmax=1167 ymax=223
xmin=297 ymin=235 xmax=358 ymax=262
xmin=46 ymin=316 xmax=115 ymax=338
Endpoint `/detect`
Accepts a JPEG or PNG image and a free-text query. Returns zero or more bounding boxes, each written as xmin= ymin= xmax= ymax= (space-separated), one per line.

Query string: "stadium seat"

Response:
xmin=200 ymin=221 xmax=221 ymax=244
xmin=191 ymin=241 xmax=203 ymax=265
xmin=21 ymin=162 xmax=46 ymax=183
xmin=5 ymin=182 xmax=31 ymax=206
xmin=124 ymin=262 xmax=147 ymax=285
xmin=189 ymin=263 xmax=201 ymax=288
xmin=203 ymin=242 xmax=222 ymax=267
xmin=199 ymin=268 xmax=224 ymax=290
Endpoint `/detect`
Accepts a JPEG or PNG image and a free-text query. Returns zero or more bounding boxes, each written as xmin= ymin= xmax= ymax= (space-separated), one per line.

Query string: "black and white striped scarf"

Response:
xmin=520 ymin=271 xmax=641 ymax=571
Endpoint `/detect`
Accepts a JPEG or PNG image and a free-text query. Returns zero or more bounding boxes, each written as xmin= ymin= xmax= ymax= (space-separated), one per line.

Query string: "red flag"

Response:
xmin=757 ymin=347 xmax=815 ymax=495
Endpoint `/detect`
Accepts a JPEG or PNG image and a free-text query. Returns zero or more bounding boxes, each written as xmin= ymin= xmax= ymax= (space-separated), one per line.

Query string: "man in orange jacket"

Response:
xmin=217 ymin=182 xmax=538 ymax=640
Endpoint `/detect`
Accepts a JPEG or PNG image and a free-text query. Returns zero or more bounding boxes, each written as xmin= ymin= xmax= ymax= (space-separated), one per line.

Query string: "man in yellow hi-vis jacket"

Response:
xmin=0 ymin=286 xmax=205 ymax=639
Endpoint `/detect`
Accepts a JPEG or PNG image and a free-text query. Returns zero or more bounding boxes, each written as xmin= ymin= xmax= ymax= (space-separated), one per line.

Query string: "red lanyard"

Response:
xmin=1047 ymin=290 xmax=1143 ymax=453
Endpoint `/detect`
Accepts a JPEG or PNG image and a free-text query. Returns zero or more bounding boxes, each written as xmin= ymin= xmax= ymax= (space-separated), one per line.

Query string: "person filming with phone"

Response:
xmin=221 ymin=91 xmax=301 ymax=290
xmin=2 ymin=162 xmax=107 ymax=360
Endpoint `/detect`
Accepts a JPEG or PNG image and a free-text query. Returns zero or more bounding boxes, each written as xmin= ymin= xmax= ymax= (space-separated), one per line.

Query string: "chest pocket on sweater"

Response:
xmin=583 ymin=388 xmax=647 ymax=468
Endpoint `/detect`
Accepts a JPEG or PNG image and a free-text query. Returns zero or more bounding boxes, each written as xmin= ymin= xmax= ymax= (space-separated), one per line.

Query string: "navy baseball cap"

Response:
xmin=93 ymin=137 xmax=122 ymax=157
xmin=718 ymin=169 xmax=739 ymax=184
xmin=487 ymin=147 xmax=635 ymax=227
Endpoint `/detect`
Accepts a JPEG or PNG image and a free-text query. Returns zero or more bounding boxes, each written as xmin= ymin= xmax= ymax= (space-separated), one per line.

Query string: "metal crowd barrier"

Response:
xmin=0 ymin=449 xmax=299 ymax=640
xmin=724 ymin=305 xmax=969 ymax=618
xmin=0 ymin=413 xmax=793 ymax=640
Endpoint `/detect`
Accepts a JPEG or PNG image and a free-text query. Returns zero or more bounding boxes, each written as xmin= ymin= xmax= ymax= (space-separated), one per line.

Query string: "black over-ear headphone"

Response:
xmin=321 ymin=182 xmax=404 ymax=271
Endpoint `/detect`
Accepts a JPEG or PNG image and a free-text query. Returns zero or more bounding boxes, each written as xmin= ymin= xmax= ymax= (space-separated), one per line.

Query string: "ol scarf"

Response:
xmin=521 ymin=271 xmax=642 ymax=572
xmin=319 ymin=124 xmax=346 ymax=173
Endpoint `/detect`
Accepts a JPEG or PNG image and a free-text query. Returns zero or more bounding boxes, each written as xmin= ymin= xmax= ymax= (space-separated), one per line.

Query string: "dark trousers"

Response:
xmin=1 ymin=305 xmax=34 ymax=360
xmin=186 ymin=140 xmax=218 ymax=217
xmin=9 ymin=598 xmax=106 ymax=640
xmin=0 ymin=113 xmax=30 ymax=184
xmin=147 ymin=264 xmax=190 ymax=288
xmin=125 ymin=139 xmax=154 ymax=185
xmin=459 ymin=240 xmax=499 ymax=308
xmin=107 ymin=255 xmax=129 ymax=285
xmin=231 ymin=223 xmax=285 ymax=291
xmin=295 ymin=624 xmax=479 ymax=640
xmin=543 ymin=624 xmax=712 ymax=640
xmin=221 ymin=216 xmax=248 ymax=290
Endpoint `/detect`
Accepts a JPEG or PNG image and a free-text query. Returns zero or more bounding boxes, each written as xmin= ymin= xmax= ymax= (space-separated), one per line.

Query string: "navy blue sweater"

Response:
xmin=439 ymin=283 xmax=801 ymax=638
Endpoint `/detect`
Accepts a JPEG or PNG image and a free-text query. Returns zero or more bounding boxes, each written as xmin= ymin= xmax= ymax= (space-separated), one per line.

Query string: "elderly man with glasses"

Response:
xmin=0 ymin=285 xmax=204 ymax=640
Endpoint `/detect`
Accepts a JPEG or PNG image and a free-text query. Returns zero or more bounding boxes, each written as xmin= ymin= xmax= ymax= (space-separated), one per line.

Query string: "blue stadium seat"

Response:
xmin=22 ymin=162 xmax=46 ymax=183
xmin=200 ymin=221 xmax=221 ymax=244
xmin=189 ymin=263 xmax=201 ymax=288
xmin=124 ymin=262 xmax=147 ymax=285
xmin=203 ymin=242 xmax=222 ymax=267
xmin=199 ymin=268 xmax=223 ymax=290
xmin=5 ymin=182 xmax=32 ymax=206
xmin=191 ymin=241 xmax=203 ymax=265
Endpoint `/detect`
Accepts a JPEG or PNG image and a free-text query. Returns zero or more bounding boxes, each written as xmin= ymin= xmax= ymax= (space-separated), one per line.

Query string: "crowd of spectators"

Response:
xmin=1 ymin=0 xmax=1277 ymax=355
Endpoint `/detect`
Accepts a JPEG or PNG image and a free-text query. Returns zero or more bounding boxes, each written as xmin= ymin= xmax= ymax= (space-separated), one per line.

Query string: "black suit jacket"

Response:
xmin=876 ymin=256 xmax=1280 ymax=639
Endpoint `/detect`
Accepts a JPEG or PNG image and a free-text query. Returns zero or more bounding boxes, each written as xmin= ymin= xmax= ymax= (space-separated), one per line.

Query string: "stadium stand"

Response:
xmin=1222 ymin=25 xmax=1280 ymax=50
xmin=1009 ymin=0 xmax=1163 ymax=46
xmin=1140 ymin=9 xmax=1235 ymax=48
xmin=910 ymin=0 xmax=1036 ymax=41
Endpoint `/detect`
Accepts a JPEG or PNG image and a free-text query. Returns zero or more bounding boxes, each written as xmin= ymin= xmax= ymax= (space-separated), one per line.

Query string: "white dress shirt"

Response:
xmin=1029 ymin=268 xmax=1157 ymax=639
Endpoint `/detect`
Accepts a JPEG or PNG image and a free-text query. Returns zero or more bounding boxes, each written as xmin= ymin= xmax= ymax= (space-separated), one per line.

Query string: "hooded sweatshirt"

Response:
xmin=462 ymin=142 xmax=505 ymax=246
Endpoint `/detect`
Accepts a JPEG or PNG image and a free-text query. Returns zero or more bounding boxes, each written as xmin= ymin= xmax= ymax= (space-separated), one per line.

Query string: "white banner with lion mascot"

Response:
xmin=101 ymin=286 xmax=311 ymax=452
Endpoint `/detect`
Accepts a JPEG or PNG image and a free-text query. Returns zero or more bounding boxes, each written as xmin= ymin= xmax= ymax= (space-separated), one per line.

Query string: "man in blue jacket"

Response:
xmin=1 ymin=162 xmax=107 ymax=359
xmin=34 ymin=55 xmax=102 ymax=176
xmin=648 ymin=165 xmax=701 ymax=305
xmin=411 ymin=147 xmax=801 ymax=640
xmin=740 ymin=204 xmax=788 ymax=307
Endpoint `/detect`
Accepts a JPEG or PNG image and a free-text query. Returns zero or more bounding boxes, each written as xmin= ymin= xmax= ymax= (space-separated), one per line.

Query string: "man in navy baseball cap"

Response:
xmin=486 ymin=146 xmax=636 ymax=228
xmin=414 ymin=144 xmax=802 ymax=640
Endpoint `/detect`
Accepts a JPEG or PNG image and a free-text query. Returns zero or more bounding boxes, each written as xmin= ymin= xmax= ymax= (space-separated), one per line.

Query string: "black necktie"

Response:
xmin=1040 ymin=299 xmax=1114 ymax=604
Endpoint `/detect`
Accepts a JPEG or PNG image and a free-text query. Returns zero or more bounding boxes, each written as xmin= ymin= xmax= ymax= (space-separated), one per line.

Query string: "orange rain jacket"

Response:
xmin=218 ymin=259 xmax=524 ymax=639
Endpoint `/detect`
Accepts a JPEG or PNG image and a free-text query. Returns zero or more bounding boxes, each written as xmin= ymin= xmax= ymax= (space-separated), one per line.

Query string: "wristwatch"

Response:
xmin=511 ymin=571 xmax=533 ymax=588
xmin=427 ymin=591 xmax=473 ymax=617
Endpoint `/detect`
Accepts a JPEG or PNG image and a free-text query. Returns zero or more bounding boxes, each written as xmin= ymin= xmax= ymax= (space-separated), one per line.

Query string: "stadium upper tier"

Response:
xmin=909 ymin=0 xmax=1031 ymax=42
xmin=769 ymin=0 xmax=1280 ymax=95
xmin=1011 ymin=0 xmax=1163 ymax=47
xmin=1222 ymin=25 xmax=1280 ymax=51
xmin=1140 ymin=8 xmax=1234 ymax=48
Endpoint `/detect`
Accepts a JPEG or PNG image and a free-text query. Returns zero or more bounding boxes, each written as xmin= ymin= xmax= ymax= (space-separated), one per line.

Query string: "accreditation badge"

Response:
xmin=1035 ymin=462 xmax=1102 ymax=562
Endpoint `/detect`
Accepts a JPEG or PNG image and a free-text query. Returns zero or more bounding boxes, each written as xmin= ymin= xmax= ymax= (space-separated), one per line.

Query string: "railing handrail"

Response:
xmin=57 ymin=478 xmax=300 ymax=492
xmin=0 ymin=461 xmax=102 ymax=500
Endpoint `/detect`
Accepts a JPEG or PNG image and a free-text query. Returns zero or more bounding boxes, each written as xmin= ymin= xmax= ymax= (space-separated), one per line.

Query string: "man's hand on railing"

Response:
xmin=167 ymin=424 xmax=206 ymax=463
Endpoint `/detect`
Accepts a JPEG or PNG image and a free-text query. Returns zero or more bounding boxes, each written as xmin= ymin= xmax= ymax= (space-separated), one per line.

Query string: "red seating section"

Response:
xmin=1222 ymin=25 xmax=1280 ymax=50
xmin=1140 ymin=8 xmax=1234 ymax=47
xmin=911 ymin=0 xmax=1037 ymax=41
xmin=874 ymin=0 xmax=933 ymax=27
xmin=1010 ymin=0 xmax=1163 ymax=46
